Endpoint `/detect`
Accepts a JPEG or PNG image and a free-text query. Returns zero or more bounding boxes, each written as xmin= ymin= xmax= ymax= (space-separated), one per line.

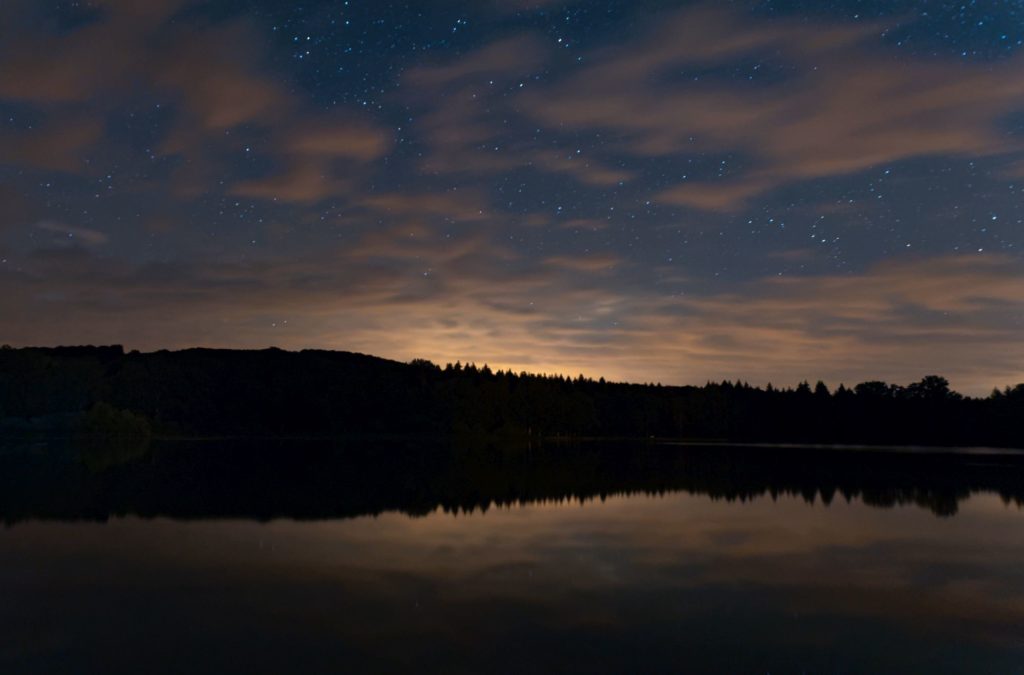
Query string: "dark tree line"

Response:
xmin=1 ymin=345 xmax=1023 ymax=447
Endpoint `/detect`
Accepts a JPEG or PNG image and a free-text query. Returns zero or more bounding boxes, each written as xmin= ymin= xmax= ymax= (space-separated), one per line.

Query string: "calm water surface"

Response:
xmin=1 ymin=441 xmax=1022 ymax=673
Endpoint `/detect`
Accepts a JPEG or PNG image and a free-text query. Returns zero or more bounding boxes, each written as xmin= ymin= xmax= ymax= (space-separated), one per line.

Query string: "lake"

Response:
xmin=1 ymin=440 xmax=1023 ymax=673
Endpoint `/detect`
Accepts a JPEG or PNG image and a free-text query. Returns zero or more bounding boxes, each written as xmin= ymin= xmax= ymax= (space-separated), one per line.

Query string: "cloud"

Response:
xmin=543 ymin=253 xmax=621 ymax=273
xmin=1000 ymin=158 xmax=1024 ymax=179
xmin=491 ymin=0 xmax=567 ymax=13
xmin=4 ymin=242 xmax=1023 ymax=395
xmin=555 ymin=218 xmax=611 ymax=231
xmin=0 ymin=0 xmax=194 ymax=104
xmin=32 ymin=221 xmax=109 ymax=246
xmin=0 ymin=186 xmax=41 ymax=232
xmin=0 ymin=1 xmax=390 ymax=208
xmin=403 ymin=37 xmax=633 ymax=189
xmin=406 ymin=36 xmax=548 ymax=88
xmin=231 ymin=162 xmax=350 ymax=204
xmin=0 ymin=115 xmax=103 ymax=173
xmin=357 ymin=190 xmax=491 ymax=223
xmin=0 ymin=2 xmax=284 ymax=162
xmin=229 ymin=115 xmax=392 ymax=204
xmin=529 ymin=151 xmax=633 ymax=187
xmin=517 ymin=6 xmax=1024 ymax=210
xmin=151 ymin=21 xmax=290 ymax=130
xmin=659 ymin=255 xmax=1024 ymax=391
xmin=284 ymin=119 xmax=393 ymax=161
xmin=31 ymin=14 xmax=264 ymax=131
xmin=2 ymin=2 xmax=1023 ymax=398
xmin=397 ymin=6 xmax=1024 ymax=210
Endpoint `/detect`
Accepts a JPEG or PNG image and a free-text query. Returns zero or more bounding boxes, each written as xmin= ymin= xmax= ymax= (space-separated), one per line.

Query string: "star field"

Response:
xmin=2 ymin=0 xmax=1024 ymax=393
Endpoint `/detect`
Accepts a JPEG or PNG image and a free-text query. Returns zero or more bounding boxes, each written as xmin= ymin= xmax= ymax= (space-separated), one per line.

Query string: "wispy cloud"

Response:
xmin=399 ymin=5 xmax=1024 ymax=210
xmin=33 ymin=221 xmax=109 ymax=246
xmin=522 ymin=6 xmax=1024 ymax=210
xmin=4 ymin=244 xmax=1022 ymax=394
xmin=0 ymin=0 xmax=390 ymax=209
xmin=2 ymin=1 xmax=1022 ymax=395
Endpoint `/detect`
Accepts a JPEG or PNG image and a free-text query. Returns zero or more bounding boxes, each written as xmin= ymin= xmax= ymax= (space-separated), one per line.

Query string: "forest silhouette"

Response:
xmin=2 ymin=345 xmax=1024 ymax=448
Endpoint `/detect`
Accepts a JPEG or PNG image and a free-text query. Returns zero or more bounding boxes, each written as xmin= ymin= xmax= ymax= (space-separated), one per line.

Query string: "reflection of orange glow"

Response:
xmin=5 ymin=491 xmax=1024 ymax=666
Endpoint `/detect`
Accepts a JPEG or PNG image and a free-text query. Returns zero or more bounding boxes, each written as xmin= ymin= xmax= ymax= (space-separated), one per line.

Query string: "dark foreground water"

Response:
xmin=1 ymin=440 xmax=1023 ymax=673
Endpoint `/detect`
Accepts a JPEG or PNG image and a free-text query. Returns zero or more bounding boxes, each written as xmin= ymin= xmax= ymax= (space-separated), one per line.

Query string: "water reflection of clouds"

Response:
xmin=287 ymin=493 xmax=1024 ymax=647
xmin=2 ymin=493 xmax=1023 ymax=672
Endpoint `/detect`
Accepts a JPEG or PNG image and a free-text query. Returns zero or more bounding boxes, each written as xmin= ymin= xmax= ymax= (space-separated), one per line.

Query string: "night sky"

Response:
xmin=2 ymin=0 xmax=1023 ymax=394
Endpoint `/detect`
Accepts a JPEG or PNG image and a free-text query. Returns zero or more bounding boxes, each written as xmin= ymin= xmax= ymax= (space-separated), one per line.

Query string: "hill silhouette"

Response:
xmin=2 ymin=345 xmax=1023 ymax=447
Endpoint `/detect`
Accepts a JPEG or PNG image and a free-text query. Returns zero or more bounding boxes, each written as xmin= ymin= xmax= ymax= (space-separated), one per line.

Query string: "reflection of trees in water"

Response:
xmin=0 ymin=440 xmax=1021 ymax=524
xmin=76 ymin=436 xmax=152 ymax=473
xmin=76 ymin=402 xmax=153 ymax=472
